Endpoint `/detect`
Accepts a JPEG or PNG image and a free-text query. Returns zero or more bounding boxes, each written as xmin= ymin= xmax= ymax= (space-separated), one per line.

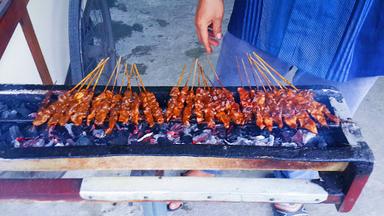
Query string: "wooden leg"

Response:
xmin=0 ymin=0 xmax=52 ymax=85
xmin=20 ymin=10 xmax=53 ymax=85
xmin=337 ymin=162 xmax=373 ymax=212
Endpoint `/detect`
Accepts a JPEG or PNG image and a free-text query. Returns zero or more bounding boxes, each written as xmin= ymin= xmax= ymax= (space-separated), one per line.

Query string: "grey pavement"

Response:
xmin=0 ymin=0 xmax=383 ymax=215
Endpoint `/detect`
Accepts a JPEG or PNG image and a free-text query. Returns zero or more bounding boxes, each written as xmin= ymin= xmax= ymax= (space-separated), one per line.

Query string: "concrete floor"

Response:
xmin=1 ymin=0 xmax=383 ymax=215
xmin=109 ymin=0 xmax=235 ymax=85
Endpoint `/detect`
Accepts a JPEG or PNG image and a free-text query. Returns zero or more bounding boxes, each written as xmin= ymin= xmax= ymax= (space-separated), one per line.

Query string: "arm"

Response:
xmin=195 ymin=0 xmax=224 ymax=54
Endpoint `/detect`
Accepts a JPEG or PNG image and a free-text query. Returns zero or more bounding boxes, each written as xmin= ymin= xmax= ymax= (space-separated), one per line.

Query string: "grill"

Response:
xmin=0 ymin=84 xmax=374 ymax=213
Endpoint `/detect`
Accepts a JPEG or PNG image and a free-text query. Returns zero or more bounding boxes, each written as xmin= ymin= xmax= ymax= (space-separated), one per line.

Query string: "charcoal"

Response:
xmin=129 ymin=140 xmax=139 ymax=145
xmin=291 ymin=130 xmax=304 ymax=145
xmin=181 ymin=135 xmax=193 ymax=144
xmin=0 ymin=102 xmax=8 ymax=112
xmin=126 ymin=124 xmax=137 ymax=133
xmin=281 ymin=142 xmax=298 ymax=148
xmin=226 ymin=135 xmax=238 ymax=143
xmin=274 ymin=137 xmax=283 ymax=146
xmin=34 ymin=138 xmax=46 ymax=147
xmin=111 ymin=132 xmax=127 ymax=145
xmin=45 ymin=140 xmax=54 ymax=147
xmin=64 ymin=123 xmax=75 ymax=137
xmin=9 ymin=125 xmax=21 ymax=140
xmin=65 ymin=138 xmax=76 ymax=146
xmin=216 ymin=126 xmax=227 ymax=139
xmin=72 ymin=125 xmax=86 ymax=137
xmin=55 ymin=143 xmax=65 ymax=147
xmin=92 ymin=129 xmax=106 ymax=138
xmin=25 ymin=126 xmax=38 ymax=137
xmin=306 ymin=136 xmax=327 ymax=148
xmin=15 ymin=104 xmax=30 ymax=117
xmin=150 ymin=124 xmax=161 ymax=134
xmin=246 ymin=125 xmax=260 ymax=137
xmin=76 ymin=136 xmax=93 ymax=146
xmin=22 ymin=138 xmax=45 ymax=148
xmin=254 ymin=135 xmax=274 ymax=146
xmin=303 ymin=131 xmax=317 ymax=144
xmin=280 ymin=129 xmax=297 ymax=142
xmin=1 ymin=110 xmax=17 ymax=119
xmin=157 ymin=137 xmax=173 ymax=145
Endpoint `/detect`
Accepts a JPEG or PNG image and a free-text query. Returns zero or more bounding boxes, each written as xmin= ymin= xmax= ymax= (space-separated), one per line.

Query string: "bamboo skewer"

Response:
xmin=251 ymin=58 xmax=276 ymax=89
xmin=92 ymin=59 xmax=108 ymax=91
xmin=247 ymin=55 xmax=266 ymax=92
xmin=103 ymin=57 xmax=121 ymax=92
xmin=253 ymin=52 xmax=298 ymax=90
xmin=183 ymin=61 xmax=194 ymax=87
xmin=68 ymin=58 xmax=106 ymax=93
xmin=197 ymin=67 xmax=201 ymax=87
xmin=245 ymin=54 xmax=262 ymax=91
xmin=176 ymin=65 xmax=187 ymax=87
xmin=119 ymin=63 xmax=128 ymax=94
xmin=200 ymin=63 xmax=214 ymax=87
xmin=131 ymin=64 xmax=142 ymax=93
xmin=198 ymin=63 xmax=209 ymax=89
xmin=133 ymin=64 xmax=146 ymax=92
xmin=206 ymin=56 xmax=224 ymax=88
xmin=250 ymin=55 xmax=285 ymax=90
xmin=235 ymin=56 xmax=244 ymax=87
xmin=241 ymin=58 xmax=252 ymax=89
xmin=112 ymin=59 xmax=122 ymax=92
xmin=85 ymin=62 xmax=105 ymax=90
xmin=191 ymin=59 xmax=198 ymax=90
xmin=84 ymin=58 xmax=110 ymax=90
xmin=77 ymin=63 xmax=101 ymax=91
xmin=250 ymin=57 xmax=274 ymax=91
xmin=127 ymin=64 xmax=134 ymax=90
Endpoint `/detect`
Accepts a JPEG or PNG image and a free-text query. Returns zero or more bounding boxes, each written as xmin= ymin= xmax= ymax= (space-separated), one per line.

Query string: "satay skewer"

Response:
xmin=165 ymin=65 xmax=186 ymax=122
xmin=92 ymin=59 xmax=108 ymax=91
xmin=240 ymin=58 xmax=253 ymax=89
xmin=103 ymin=57 xmax=122 ymax=92
xmin=111 ymin=58 xmax=122 ymax=92
xmin=247 ymin=58 xmax=274 ymax=91
xmin=68 ymin=58 xmax=107 ymax=94
xmin=133 ymin=64 xmax=158 ymax=127
xmin=198 ymin=62 xmax=210 ymax=89
xmin=245 ymin=55 xmax=266 ymax=92
xmin=182 ymin=60 xmax=198 ymax=125
xmin=105 ymin=62 xmax=124 ymax=134
xmin=119 ymin=64 xmax=128 ymax=94
xmin=253 ymin=52 xmax=298 ymax=90
xmin=249 ymin=55 xmax=285 ymax=90
xmin=206 ymin=56 xmax=225 ymax=88
xmin=53 ymin=60 xmax=109 ymax=127
xmin=133 ymin=64 xmax=147 ymax=92
xmin=235 ymin=56 xmax=245 ymax=88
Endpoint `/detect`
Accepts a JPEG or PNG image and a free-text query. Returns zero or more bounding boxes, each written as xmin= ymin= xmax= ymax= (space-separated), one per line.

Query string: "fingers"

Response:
xmin=209 ymin=38 xmax=219 ymax=47
xmin=196 ymin=22 xmax=212 ymax=53
xmin=212 ymin=18 xmax=222 ymax=39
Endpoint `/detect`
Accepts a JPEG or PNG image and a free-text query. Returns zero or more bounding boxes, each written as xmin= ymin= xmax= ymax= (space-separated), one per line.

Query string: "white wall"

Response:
xmin=0 ymin=0 xmax=70 ymax=84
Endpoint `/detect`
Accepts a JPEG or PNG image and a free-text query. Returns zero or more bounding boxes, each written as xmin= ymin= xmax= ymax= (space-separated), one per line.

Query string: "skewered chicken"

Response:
xmin=70 ymin=90 xmax=94 ymax=126
xmin=141 ymin=91 xmax=155 ymax=127
xmin=118 ymin=90 xmax=132 ymax=124
xmin=105 ymin=93 xmax=122 ymax=134
xmin=182 ymin=89 xmax=195 ymax=126
xmin=33 ymin=57 xmax=341 ymax=135
xmin=165 ymin=87 xmax=180 ymax=122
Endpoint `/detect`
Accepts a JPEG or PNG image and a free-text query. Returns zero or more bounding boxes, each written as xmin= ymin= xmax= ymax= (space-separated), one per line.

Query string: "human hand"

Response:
xmin=195 ymin=0 xmax=224 ymax=54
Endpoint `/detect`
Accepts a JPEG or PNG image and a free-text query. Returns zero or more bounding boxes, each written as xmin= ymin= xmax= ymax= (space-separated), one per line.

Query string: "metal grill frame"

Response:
xmin=0 ymin=84 xmax=374 ymax=213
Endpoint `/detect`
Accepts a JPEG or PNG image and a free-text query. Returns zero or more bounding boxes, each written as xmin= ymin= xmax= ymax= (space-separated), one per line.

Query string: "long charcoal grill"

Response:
xmin=0 ymin=84 xmax=374 ymax=213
